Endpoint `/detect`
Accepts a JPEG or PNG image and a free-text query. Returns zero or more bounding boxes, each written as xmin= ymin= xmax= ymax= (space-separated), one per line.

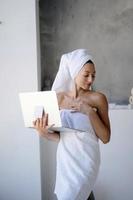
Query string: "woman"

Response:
xmin=33 ymin=49 xmax=111 ymax=200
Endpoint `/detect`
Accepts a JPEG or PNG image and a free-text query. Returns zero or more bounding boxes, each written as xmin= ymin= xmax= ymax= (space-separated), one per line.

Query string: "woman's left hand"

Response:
xmin=60 ymin=95 xmax=96 ymax=115
xmin=70 ymin=99 xmax=93 ymax=115
xmin=60 ymin=95 xmax=87 ymax=112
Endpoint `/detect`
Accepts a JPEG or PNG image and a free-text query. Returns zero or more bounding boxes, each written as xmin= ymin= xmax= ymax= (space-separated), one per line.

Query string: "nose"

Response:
xmin=87 ymin=75 xmax=93 ymax=84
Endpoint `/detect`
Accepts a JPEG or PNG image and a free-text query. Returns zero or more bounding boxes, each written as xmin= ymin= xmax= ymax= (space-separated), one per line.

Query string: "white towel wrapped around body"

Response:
xmin=54 ymin=109 xmax=100 ymax=200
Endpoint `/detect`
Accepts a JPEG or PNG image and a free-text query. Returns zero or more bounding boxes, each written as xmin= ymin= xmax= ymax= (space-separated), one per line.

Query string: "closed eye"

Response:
xmin=83 ymin=74 xmax=96 ymax=78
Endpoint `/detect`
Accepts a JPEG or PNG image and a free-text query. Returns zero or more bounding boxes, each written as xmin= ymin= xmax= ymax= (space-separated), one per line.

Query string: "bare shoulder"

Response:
xmin=88 ymin=91 xmax=108 ymax=109
xmin=91 ymin=91 xmax=108 ymax=102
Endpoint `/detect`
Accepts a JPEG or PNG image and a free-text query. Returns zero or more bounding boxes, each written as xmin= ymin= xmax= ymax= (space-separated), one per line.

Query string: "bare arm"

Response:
xmin=86 ymin=93 xmax=111 ymax=143
xmin=33 ymin=114 xmax=60 ymax=142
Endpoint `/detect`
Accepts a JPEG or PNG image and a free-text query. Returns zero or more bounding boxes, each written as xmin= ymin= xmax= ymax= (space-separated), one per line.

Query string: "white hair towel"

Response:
xmin=51 ymin=49 xmax=93 ymax=92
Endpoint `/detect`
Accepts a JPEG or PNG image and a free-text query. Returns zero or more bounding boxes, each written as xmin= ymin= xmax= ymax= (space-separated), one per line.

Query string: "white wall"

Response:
xmin=94 ymin=110 xmax=133 ymax=200
xmin=40 ymin=139 xmax=58 ymax=200
xmin=0 ymin=0 xmax=41 ymax=200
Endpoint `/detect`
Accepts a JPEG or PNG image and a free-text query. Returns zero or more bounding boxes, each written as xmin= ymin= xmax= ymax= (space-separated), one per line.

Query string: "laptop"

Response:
xmin=19 ymin=91 xmax=83 ymax=132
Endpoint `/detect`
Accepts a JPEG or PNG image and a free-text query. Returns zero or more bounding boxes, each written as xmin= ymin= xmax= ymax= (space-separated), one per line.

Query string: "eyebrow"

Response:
xmin=84 ymin=71 xmax=96 ymax=73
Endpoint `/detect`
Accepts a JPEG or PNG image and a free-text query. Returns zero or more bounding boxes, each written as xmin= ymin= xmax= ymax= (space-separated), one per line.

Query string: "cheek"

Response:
xmin=79 ymin=78 xmax=87 ymax=87
xmin=79 ymin=77 xmax=85 ymax=84
xmin=75 ymin=75 xmax=86 ymax=85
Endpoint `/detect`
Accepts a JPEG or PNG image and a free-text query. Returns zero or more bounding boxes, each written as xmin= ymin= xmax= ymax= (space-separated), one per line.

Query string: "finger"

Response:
xmin=39 ymin=117 xmax=43 ymax=127
xmin=33 ymin=120 xmax=36 ymax=126
xmin=78 ymin=101 xmax=83 ymax=108
xmin=71 ymin=107 xmax=79 ymax=112
xmin=36 ymin=118 xmax=40 ymax=127
xmin=43 ymin=114 xmax=47 ymax=123
xmin=42 ymin=109 xmax=45 ymax=117
xmin=71 ymin=105 xmax=75 ymax=109
xmin=46 ymin=113 xmax=48 ymax=126
xmin=42 ymin=113 xmax=48 ymax=128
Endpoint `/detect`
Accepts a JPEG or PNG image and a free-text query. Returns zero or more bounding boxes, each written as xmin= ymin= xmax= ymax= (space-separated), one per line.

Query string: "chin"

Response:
xmin=83 ymin=86 xmax=90 ymax=91
xmin=83 ymin=85 xmax=91 ymax=90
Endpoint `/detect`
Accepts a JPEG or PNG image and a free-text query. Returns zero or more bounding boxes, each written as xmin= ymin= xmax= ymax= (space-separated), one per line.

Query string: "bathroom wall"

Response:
xmin=0 ymin=0 xmax=42 ymax=199
xmin=94 ymin=110 xmax=133 ymax=200
xmin=39 ymin=0 xmax=133 ymax=104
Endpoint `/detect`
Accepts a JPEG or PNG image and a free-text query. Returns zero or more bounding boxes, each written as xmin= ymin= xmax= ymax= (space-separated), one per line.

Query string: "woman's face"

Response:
xmin=75 ymin=63 xmax=96 ymax=90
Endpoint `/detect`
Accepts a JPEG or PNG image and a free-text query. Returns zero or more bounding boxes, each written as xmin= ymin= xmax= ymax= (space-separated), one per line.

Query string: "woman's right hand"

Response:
xmin=33 ymin=114 xmax=60 ymax=142
xmin=33 ymin=113 xmax=49 ymax=138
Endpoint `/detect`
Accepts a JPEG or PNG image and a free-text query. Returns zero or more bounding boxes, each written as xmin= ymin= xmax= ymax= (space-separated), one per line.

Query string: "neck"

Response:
xmin=70 ymin=84 xmax=84 ymax=98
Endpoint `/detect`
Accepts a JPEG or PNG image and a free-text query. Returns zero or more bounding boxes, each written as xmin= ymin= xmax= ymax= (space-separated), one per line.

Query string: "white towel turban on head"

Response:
xmin=51 ymin=49 xmax=94 ymax=92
